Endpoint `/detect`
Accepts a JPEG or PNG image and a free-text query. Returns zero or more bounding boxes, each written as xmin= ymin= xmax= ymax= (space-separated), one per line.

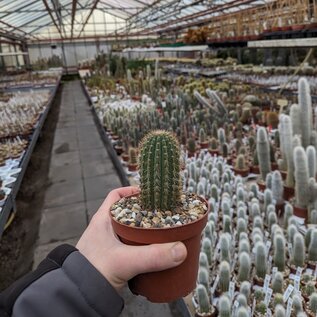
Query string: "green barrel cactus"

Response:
xmin=139 ymin=130 xmax=181 ymax=211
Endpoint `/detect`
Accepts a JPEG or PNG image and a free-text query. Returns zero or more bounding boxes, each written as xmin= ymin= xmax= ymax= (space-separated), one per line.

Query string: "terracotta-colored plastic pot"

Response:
xmin=110 ymin=195 xmax=209 ymax=303
xmin=283 ymin=185 xmax=294 ymax=201
xmin=208 ymin=149 xmax=219 ymax=156
xmin=233 ymin=167 xmax=250 ymax=178
xmin=271 ymin=162 xmax=278 ymax=171
xmin=257 ymin=180 xmax=266 ymax=192
xmin=128 ymin=163 xmax=138 ymax=172
xmin=281 ymin=170 xmax=287 ymax=180
xmin=250 ymin=165 xmax=260 ymax=174
xmin=293 ymin=205 xmax=308 ymax=222
xmin=187 ymin=151 xmax=196 ymax=158
xmin=122 ymin=153 xmax=129 ymax=162
xmin=114 ymin=146 xmax=123 ymax=155
xmin=199 ymin=142 xmax=209 ymax=149
xmin=195 ymin=307 xmax=217 ymax=317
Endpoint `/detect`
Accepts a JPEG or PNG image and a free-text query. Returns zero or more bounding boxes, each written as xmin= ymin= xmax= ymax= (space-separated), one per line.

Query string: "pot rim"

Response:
xmin=110 ymin=192 xmax=209 ymax=232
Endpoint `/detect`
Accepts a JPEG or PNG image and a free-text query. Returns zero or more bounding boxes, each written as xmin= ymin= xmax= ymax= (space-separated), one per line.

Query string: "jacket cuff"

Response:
xmin=63 ymin=250 xmax=124 ymax=316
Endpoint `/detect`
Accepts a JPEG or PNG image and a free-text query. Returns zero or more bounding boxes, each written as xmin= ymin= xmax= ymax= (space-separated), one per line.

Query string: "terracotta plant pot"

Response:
xmin=187 ymin=151 xmax=196 ymax=158
xmin=293 ymin=205 xmax=308 ymax=222
xmin=257 ymin=180 xmax=266 ymax=192
xmin=233 ymin=167 xmax=250 ymax=178
xmin=122 ymin=153 xmax=129 ymax=162
xmin=128 ymin=163 xmax=138 ymax=172
xmin=271 ymin=162 xmax=278 ymax=171
xmin=208 ymin=149 xmax=219 ymax=156
xmin=283 ymin=185 xmax=294 ymax=201
xmin=250 ymin=165 xmax=260 ymax=174
xmin=114 ymin=146 xmax=123 ymax=155
xmin=110 ymin=195 xmax=209 ymax=303
xmin=195 ymin=307 xmax=217 ymax=317
xmin=280 ymin=170 xmax=287 ymax=180
xmin=199 ymin=142 xmax=209 ymax=149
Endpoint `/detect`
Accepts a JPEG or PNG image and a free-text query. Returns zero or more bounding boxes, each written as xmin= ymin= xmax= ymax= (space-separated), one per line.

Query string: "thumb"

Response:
xmin=116 ymin=242 xmax=187 ymax=281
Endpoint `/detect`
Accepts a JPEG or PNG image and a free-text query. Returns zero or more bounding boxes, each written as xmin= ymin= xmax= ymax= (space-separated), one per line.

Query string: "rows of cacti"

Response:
xmin=188 ymin=151 xmax=317 ymax=316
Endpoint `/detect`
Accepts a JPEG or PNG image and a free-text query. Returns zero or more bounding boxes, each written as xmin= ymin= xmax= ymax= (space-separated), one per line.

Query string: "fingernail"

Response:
xmin=171 ymin=242 xmax=186 ymax=262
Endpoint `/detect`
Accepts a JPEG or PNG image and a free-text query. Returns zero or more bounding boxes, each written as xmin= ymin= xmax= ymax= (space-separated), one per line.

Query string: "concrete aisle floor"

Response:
xmin=33 ymin=80 xmax=176 ymax=317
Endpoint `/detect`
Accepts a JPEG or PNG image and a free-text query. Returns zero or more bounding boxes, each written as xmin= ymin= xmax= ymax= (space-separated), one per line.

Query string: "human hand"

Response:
xmin=76 ymin=186 xmax=187 ymax=292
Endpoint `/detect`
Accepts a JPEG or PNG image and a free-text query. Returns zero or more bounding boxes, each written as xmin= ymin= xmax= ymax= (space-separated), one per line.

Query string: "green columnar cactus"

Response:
xmin=129 ymin=147 xmax=138 ymax=165
xmin=199 ymin=252 xmax=209 ymax=268
xmin=275 ymin=305 xmax=286 ymax=317
xmin=292 ymin=233 xmax=306 ymax=267
xmin=139 ymin=131 xmax=181 ymax=211
xmin=310 ymin=293 xmax=317 ymax=314
xmin=219 ymin=295 xmax=231 ymax=317
xmin=266 ymin=173 xmax=273 ymax=190
xmin=287 ymin=224 xmax=298 ymax=244
xmin=298 ymin=77 xmax=313 ymax=148
xmin=219 ymin=261 xmax=230 ymax=293
xmin=264 ymin=189 xmax=273 ymax=212
xmin=272 ymin=171 xmax=284 ymax=205
xmin=268 ymin=211 xmax=278 ymax=231
xmin=292 ymin=294 xmax=303 ymax=314
xmin=196 ymin=284 xmax=211 ymax=314
xmin=294 ymin=146 xmax=309 ymax=208
xmin=253 ymin=216 xmax=263 ymax=231
xmin=272 ymin=271 xmax=284 ymax=293
xmin=236 ymin=307 xmax=248 ymax=317
xmin=198 ymin=267 xmax=210 ymax=291
xmin=251 ymin=203 xmax=261 ymax=218
xmin=311 ymin=209 xmax=317 ymax=224
xmin=236 ymin=294 xmax=247 ymax=307
xmin=204 ymin=221 xmax=214 ymax=242
xmin=187 ymin=138 xmax=196 ymax=154
xmin=290 ymin=104 xmax=301 ymax=137
xmin=196 ymin=284 xmax=211 ymax=315
xmin=154 ymin=59 xmax=159 ymax=81
xmin=218 ymin=128 xmax=226 ymax=146
xmin=239 ymin=232 xmax=248 ymax=241
xmin=283 ymin=203 xmax=293 ymax=228
xmin=240 ymin=281 xmax=251 ymax=301
xmin=222 ymin=143 xmax=229 ymax=157
xmin=199 ymin=128 xmax=207 ymax=144
xmin=256 ymin=127 xmax=271 ymax=181
xmin=202 ymin=237 xmax=213 ymax=266
xmin=255 ymin=241 xmax=267 ymax=279
xmin=239 ymin=239 xmax=250 ymax=254
xmin=237 ymin=218 xmax=247 ymax=236
xmin=274 ymin=234 xmax=286 ymax=271
xmin=223 ymin=215 xmax=231 ymax=234
xmin=235 ymin=154 xmax=247 ymax=170
xmin=306 ymin=227 xmax=314 ymax=248
xmin=250 ymin=183 xmax=259 ymax=198
xmin=238 ymin=252 xmax=251 ymax=282
xmin=220 ymin=234 xmax=230 ymax=263
xmin=308 ymin=229 xmax=317 ymax=261
xmin=306 ymin=146 xmax=316 ymax=178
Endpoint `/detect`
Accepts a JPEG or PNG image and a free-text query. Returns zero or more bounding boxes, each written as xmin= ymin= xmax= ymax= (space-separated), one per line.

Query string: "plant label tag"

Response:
xmin=294 ymin=275 xmax=300 ymax=292
xmin=286 ymin=297 xmax=293 ymax=317
xmin=289 ymin=273 xmax=296 ymax=280
xmin=314 ymin=265 xmax=317 ymax=278
xmin=272 ymin=267 xmax=278 ymax=278
xmin=248 ymin=307 xmax=251 ymax=317
xmin=266 ymin=308 xmax=272 ymax=317
xmin=306 ymin=268 xmax=313 ymax=275
xmin=296 ymin=267 xmax=303 ymax=277
xmin=229 ymin=281 xmax=235 ymax=300
xmin=211 ymin=275 xmax=219 ymax=294
xmin=161 ymin=101 xmax=166 ymax=108
xmin=283 ymin=285 xmax=294 ymax=303
xmin=264 ymin=288 xmax=273 ymax=307
xmin=232 ymin=300 xmax=239 ymax=316
xmin=263 ymin=274 xmax=271 ymax=292
xmin=266 ymin=240 xmax=271 ymax=255
xmin=191 ymin=296 xmax=198 ymax=309
xmin=268 ymin=256 xmax=273 ymax=272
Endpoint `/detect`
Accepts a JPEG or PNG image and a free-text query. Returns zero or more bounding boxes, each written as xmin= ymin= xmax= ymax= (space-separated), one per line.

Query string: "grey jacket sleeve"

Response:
xmin=0 ymin=244 xmax=124 ymax=317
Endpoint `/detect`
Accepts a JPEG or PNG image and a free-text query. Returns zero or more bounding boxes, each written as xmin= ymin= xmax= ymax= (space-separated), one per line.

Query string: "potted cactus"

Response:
xmin=187 ymin=137 xmax=197 ymax=158
xmin=110 ymin=130 xmax=208 ymax=302
xmin=199 ymin=127 xmax=209 ymax=149
xmin=128 ymin=147 xmax=138 ymax=172
xmin=195 ymin=284 xmax=216 ymax=317
xmin=209 ymin=137 xmax=219 ymax=156
xmin=233 ymin=154 xmax=250 ymax=177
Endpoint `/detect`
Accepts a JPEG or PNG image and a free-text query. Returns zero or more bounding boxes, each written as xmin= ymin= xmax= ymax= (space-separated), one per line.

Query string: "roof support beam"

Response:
xmin=71 ymin=0 xmax=77 ymax=38
xmin=0 ymin=20 xmax=39 ymax=40
xmin=77 ymin=0 xmax=101 ymax=38
xmin=42 ymin=0 xmax=64 ymax=38
xmin=0 ymin=0 xmax=39 ymax=19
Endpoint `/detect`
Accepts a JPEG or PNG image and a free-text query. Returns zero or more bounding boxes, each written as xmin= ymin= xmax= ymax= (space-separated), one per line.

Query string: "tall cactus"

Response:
xmin=306 ymin=146 xmax=316 ymax=179
xmin=196 ymin=284 xmax=211 ymax=315
xmin=279 ymin=115 xmax=295 ymax=187
xmin=294 ymin=146 xmax=309 ymax=208
xmin=308 ymin=229 xmax=317 ymax=261
xmin=256 ymin=127 xmax=271 ymax=181
xmin=219 ymin=261 xmax=230 ymax=293
xmin=290 ymin=104 xmax=301 ymax=137
xmin=298 ymin=77 xmax=313 ymax=148
xmin=274 ymin=234 xmax=286 ymax=271
xmin=272 ymin=171 xmax=284 ymax=205
xmin=139 ymin=130 xmax=181 ymax=211
xmin=238 ymin=252 xmax=251 ymax=282
xmin=255 ymin=241 xmax=267 ymax=279
xmin=292 ymin=233 xmax=306 ymax=267
xmin=219 ymin=295 xmax=231 ymax=317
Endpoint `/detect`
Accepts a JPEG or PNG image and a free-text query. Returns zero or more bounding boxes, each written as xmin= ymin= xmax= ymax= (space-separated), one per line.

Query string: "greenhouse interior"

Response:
xmin=1 ymin=0 xmax=317 ymax=316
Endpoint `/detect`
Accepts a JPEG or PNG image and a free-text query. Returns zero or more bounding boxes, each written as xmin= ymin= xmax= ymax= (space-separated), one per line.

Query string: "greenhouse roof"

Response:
xmin=0 ymin=0 xmax=268 ymax=41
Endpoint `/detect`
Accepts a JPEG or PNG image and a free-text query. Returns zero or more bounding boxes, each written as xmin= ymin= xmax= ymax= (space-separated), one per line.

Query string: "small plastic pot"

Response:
xmin=110 ymin=194 xmax=209 ymax=303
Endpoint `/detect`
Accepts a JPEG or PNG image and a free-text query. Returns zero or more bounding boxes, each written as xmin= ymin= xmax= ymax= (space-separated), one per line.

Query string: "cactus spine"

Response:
xmin=139 ymin=130 xmax=181 ymax=211
xmin=294 ymin=146 xmax=310 ymax=208
xmin=256 ymin=127 xmax=271 ymax=181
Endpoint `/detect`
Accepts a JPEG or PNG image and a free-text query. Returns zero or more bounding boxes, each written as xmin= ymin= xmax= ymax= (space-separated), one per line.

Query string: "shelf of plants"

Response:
xmin=80 ymin=57 xmax=317 ymax=317
xmin=0 ymin=74 xmax=61 ymax=238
